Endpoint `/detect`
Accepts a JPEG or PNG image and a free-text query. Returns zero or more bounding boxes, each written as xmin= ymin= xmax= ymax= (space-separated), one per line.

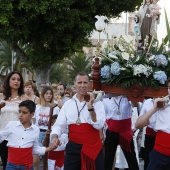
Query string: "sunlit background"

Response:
xmin=114 ymin=0 xmax=170 ymax=43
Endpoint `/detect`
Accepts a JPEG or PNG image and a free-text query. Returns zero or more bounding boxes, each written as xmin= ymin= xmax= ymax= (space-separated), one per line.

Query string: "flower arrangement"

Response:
xmin=99 ymin=34 xmax=170 ymax=89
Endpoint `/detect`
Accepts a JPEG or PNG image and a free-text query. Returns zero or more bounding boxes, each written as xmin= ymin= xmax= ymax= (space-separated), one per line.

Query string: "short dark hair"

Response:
xmin=74 ymin=72 xmax=90 ymax=82
xmin=58 ymin=83 xmax=67 ymax=90
xmin=19 ymin=100 xmax=36 ymax=113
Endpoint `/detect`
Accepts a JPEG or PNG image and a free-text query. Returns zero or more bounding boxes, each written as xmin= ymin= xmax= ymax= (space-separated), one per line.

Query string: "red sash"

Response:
xmin=146 ymin=127 xmax=157 ymax=136
xmin=154 ymin=131 xmax=170 ymax=156
xmin=69 ymin=123 xmax=102 ymax=170
xmin=107 ymin=118 xmax=132 ymax=152
xmin=48 ymin=150 xmax=65 ymax=168
xmin=8 ymin=147 xmax=33 ymax=169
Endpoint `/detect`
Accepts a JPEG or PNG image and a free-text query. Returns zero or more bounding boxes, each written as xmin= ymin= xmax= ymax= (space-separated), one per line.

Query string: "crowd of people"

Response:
xmin=0 ymin=71 xmax=170 ymax=170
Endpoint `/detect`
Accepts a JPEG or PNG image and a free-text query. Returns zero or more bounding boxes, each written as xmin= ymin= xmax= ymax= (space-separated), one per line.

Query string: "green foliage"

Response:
xmin=50 ymin=63 xmax=71 ymax=84
xmin=0 ymin=0 xmax=142 ymax=69
xmin=66 ymin=52 xmax=92 ymax=81
xmin=50 ymin=51 xmax=93 ymax=84
xmin=0 ymin=40 xmax=33 ymax=74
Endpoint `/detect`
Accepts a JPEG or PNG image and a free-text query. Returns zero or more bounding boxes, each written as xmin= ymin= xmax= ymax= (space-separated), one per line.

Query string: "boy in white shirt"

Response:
xmin=0 ymin=100 xmax=53 ymax=170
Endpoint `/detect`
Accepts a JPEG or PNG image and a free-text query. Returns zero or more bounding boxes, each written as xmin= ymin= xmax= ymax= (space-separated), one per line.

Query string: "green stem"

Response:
xmin=100 ymin=53 xmax=114 ymax=63
xmin=147 ymin=35 xmax=155 ymax=53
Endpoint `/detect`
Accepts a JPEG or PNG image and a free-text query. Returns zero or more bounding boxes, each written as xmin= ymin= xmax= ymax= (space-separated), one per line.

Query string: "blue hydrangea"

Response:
xmin=153 ymin=71 xmax=167 ymax=84
xmin=111 ymin=62 xmax=120 ymax=75
xmin=100 ymin=65 xmax=111 ymax=79
xmin=154 ymin=54 xmax=168 ymax=67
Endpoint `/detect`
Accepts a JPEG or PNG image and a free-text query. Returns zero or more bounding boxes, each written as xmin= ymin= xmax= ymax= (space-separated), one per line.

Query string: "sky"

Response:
xmin=114 ymin=0 xmax=170 ymax=43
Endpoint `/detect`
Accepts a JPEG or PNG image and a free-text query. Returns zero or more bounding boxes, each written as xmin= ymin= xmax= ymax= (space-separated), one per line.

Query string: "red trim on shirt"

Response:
xmin=146 ymin=127 xmax=157 ymax=136
xmin=69 ymin=123 xmax=102 ymax=170
xmin=48 ymin=150 xmax=65 ymax=168
xmin=154 ymin=131 xmax=170 ymax=156
xmin=107 ymin=118 xmax=132 ymax=152
xmin=8 ymin=147 xmax=33 ymax=169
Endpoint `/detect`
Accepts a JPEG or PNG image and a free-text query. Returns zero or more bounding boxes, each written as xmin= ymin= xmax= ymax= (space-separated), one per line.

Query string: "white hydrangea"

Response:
xmin=133 ymin=64 xmax=152 ymax=77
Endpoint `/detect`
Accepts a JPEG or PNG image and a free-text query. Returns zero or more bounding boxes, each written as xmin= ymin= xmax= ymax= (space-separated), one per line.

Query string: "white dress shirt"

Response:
xmin=153 ymin=103 xmax=170 ymax=133
xmin=51 ymin=94 xmax=105 ymax=137
xmin=0 ymin=121 xmax=46 ymax=155
xmin=103 ymin=95 xmax=132 ymax=120
xmin=139 ymin=98 xmax=156 ymax=129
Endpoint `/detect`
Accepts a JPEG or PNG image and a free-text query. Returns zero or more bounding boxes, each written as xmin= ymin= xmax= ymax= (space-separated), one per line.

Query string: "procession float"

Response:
xmin=90 ymin=8 xmax=170 ymax=102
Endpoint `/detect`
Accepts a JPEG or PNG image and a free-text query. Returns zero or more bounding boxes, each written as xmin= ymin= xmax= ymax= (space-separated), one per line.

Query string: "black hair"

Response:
xmin=3 ymin=71 xmax=24 ymax=100
xmin=19 ymin=100 xmax=36 ymax=113
xmin=58 ymin=83 xmax=67 ymax=90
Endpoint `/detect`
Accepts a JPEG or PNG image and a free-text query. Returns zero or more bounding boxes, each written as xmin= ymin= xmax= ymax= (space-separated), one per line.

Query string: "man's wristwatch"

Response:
xmin=88 ymin=107 xmax=94 ymax=111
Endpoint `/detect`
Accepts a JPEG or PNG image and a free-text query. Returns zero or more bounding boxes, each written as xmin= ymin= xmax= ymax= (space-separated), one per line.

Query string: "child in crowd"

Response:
xmin=0 ymin=100 xmax=53 ymax=170
xmin=33 ymin=86 xmax=60 ymax=170
xmin=43 ymin=114 xmax=68 ymax=170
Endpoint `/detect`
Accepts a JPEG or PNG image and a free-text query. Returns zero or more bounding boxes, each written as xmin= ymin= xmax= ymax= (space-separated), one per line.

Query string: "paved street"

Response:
xmin=38 ymin=158 xmax=144 ymax=170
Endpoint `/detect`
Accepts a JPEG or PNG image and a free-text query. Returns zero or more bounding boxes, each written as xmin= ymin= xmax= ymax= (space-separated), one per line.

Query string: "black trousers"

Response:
xmin=0 ymin=140 xmax=8 ymax=170
xmin=64 ymin=141 xmax=105 ymax=170
xmin=147 ymin=149 xmax=170 ymax=170
xmin=104 ymin=130 xmax=139 ymax=170
xmin=144 ymin=134 xmax=156 ymax=170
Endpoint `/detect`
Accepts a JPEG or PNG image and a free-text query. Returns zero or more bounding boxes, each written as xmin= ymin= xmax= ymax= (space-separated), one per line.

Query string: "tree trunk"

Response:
xmin=34 ymin=67 xmax=52 ymax=91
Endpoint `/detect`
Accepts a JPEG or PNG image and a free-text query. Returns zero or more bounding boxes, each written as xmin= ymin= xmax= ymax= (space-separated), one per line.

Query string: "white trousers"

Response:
xmin=48 ymin=159 xmax=64 ymax=170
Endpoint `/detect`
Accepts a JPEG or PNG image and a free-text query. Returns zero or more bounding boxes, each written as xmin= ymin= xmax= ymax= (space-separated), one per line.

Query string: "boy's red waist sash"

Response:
xmin=154 ymin=131 xmax=170 ymax=156
xmin=107 ymin=118 xmax=132 ymax=152
xmin=8 ymin=147 xmax=33 ymax=169
xmin=69 ymin=123 xmax=102 ymax=170
xmin=146 ymin=127 xmax=157 ymax=136
xmin=48 ymin=150 xmax=65 ymax=168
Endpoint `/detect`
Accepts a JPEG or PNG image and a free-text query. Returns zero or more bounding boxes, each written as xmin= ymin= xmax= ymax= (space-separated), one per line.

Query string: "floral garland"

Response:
xmin=99 ymin=35 xmax=170 ymax=89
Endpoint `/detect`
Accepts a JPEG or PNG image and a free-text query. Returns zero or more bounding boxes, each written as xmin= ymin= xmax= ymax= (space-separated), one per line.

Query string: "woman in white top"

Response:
xmin=0 ymin=71 xmax=28 ymax=169
xmin=33 ymin=86 xmax=60 ymax=170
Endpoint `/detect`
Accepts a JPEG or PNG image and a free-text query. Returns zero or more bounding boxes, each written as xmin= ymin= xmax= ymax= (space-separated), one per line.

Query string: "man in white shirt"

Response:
xmin=136 ymin=98 xmax=156 ymax=170
xmin=136 ymin=78 xmax=170 ymax=170
xmin=103 ymin=95 xmax=139 ymax=170
xmin=50 ymin=72 xmax=105 ymax=170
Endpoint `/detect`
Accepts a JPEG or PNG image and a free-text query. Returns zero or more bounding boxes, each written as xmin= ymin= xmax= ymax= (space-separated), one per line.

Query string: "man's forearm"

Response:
xmin=135 ymin=107 xmax=157 ymax=129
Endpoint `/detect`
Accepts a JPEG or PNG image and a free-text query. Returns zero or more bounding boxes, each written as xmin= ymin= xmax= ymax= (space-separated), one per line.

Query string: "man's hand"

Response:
xmin=86 ymin=91 xmax=95 ymax=108
xmin=154 ymin=98 xmax=166 ymax=110
xmin=49 ymin=136 xmax=61 ymax=150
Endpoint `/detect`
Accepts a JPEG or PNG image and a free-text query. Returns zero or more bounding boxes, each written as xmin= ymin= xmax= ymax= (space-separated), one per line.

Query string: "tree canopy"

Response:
xmin=0 ymin=0 xmax=142 ymax=70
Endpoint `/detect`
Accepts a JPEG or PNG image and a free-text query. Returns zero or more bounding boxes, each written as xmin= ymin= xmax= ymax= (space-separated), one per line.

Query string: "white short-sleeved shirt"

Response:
xmin=51 ymin=94 xmax=105 ymax=138
xmin=103 ymin=95 xmax=132 ymax=120
xmin=139 ymin=98 xmax=156 ymax=129
xmin=154 ymin=103 xmax=170 ymax=133
xmin=0 ymin=121 xmax=46 ymax=155
xmin=34 ymin=105 xmax=60 ymax=130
